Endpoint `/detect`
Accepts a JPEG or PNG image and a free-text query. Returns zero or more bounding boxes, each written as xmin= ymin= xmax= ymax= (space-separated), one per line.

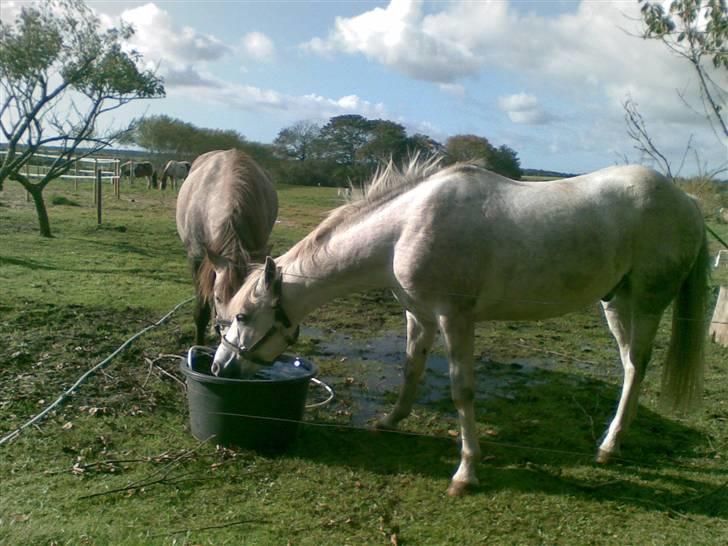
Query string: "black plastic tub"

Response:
xmin=180 ymin=347 xmax=318 ymax=451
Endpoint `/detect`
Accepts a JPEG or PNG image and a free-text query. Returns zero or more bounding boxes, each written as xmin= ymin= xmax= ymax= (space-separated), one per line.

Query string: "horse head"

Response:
xmin=212 ymin=257 xmax=298 ymax=376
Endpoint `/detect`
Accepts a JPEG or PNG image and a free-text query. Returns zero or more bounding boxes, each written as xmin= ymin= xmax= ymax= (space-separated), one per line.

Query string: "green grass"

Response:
xmin=1 ymin=179 xmax=727 ymax=545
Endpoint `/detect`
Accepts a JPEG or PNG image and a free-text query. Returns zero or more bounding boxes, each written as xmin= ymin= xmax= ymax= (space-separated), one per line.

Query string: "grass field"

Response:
xmin=1 ymin=176 xmax=727 ymax=545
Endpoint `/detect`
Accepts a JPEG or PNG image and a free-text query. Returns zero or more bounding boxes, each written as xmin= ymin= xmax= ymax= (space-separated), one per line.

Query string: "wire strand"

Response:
xmin=0 ymin=296 xmax=195 ymax=447
xmin=277 ymin=271 xmax=728 ymax=325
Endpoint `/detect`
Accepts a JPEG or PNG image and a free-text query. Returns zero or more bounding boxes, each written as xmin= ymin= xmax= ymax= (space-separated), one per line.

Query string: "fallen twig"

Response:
xmin=148 ymin=518 xmax=271 ymax=538
xmin=78 ymin=439 xmax=210 ymax=500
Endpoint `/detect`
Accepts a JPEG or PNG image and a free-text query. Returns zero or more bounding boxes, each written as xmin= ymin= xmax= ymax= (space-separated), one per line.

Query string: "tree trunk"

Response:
xmin=710 ymin=286 xmax=728 ymax=348
xmin=28 ymin=185 xmax=53 ymax=237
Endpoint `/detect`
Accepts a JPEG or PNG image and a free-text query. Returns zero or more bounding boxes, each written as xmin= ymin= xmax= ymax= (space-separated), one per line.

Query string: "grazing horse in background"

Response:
xmin=212 ymin=159 xmax=709 ymax=496
xmin=161 ymin=160 xmax=191 ymax=190
xmin=120 ymin=160 xmax=157 ymax=189
xmin=176 ymin=149 xmax=278 ymax=345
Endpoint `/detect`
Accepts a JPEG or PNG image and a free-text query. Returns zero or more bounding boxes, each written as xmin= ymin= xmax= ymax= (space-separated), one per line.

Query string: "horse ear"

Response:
xmin=263 ymin=256 xmax=280 ymax=292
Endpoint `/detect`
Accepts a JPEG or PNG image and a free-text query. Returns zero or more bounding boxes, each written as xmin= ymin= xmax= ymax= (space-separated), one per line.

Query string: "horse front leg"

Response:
xmin=193 ymin=291 xmax=212 ymax=346
xmin=376 ymin=311 xmax=435 ymax=429
xmin=438 ymin=313 xmax=480 ymax=496
xmin=189 ymin=259 xmax=212 ymax=345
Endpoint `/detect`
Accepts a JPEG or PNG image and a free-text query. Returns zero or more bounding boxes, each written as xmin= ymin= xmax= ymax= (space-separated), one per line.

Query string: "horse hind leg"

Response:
xmin=377 ymin=310 xmax=436 ymax=429
xmin=597 ymin=294 xmax=663 ymax=464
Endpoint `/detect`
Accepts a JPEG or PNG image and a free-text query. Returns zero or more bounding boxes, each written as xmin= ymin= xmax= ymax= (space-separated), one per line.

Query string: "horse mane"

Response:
xmin=280 ymin=155 xmax=477 ymax=268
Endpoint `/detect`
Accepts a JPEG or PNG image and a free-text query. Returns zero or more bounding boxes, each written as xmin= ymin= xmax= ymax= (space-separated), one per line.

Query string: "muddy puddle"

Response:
xmin=300 ymin=327 xmax=596 ymax=426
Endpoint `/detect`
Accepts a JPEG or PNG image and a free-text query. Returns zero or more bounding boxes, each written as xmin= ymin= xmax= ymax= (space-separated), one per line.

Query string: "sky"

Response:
xmin=2 ymin=0 xmax=727 ymax=174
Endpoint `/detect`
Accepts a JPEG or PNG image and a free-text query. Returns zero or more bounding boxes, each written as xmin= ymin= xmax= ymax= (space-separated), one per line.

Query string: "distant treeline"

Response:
xmin=118 ymin=114 xmax=525 ymax=187
xmin=1 ymin=115 xmax=575 ymax=187
xmin=522 ymin=169 xmax=578 ymax=179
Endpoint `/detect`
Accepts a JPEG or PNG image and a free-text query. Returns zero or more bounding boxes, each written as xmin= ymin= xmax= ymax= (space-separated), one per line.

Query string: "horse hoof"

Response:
xmin=595 ymin=448 xmax=612 ymax=464
xmin=373 ymin=417 xmax=398 ymax=431
xmin=446 ymin=480 xmax=474 ymax=497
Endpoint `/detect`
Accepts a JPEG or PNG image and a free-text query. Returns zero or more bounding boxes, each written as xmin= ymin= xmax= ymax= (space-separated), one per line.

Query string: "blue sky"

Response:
xmin=3 ymin=0 xmax=727 ymax=174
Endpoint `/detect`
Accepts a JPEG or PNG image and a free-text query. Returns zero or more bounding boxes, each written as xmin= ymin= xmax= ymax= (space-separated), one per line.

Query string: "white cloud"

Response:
xmin=164 ymin=66 xmax=221 ymax=88
xmin=242 ymin=32 xmax=275 ymax=61
xmin=109 ymin=3 xmax=386 ymax=129
xmin=303 ymin=0 xmax=727 ymax=169
xmin=166 ymin=72 xmax=386 ymax=121
xmin=498 ymin=93 xmax=554 ymax=125
xmin=121 ymin=3 xmax=232 ymax=67
xmin=304 ymin=1 xmax=718 ymax=128
xmin=299 ymin=0 xmax=479 ymax=82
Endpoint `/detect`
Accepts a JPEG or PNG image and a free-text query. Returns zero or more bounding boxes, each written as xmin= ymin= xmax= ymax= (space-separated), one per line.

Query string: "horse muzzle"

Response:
xmin=211 ymin=342 xmax=238 ymax=376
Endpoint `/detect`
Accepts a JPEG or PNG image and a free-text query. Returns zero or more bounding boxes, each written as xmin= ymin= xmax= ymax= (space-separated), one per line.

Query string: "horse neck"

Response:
xmin=279 ymin=213 xmax=400 ymax=322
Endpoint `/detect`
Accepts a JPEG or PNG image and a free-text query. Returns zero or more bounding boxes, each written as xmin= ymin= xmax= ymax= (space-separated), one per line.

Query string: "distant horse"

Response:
xmin=120 ymin=161 xmax=157 ymax=189
xmin=212 ymin=159 xmax=709 ymax=496
xmin=161 ymin=160 xmax=191 ymax=191
xmin=336 ymin=186 xmax=353 ymax=199
xmin=176 ymin=149 xmax=278 ymax=345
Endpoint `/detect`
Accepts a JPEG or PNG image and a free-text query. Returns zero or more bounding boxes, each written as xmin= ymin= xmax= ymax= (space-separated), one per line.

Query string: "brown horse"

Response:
xmin=120 ymin=160 xmax=157 ymax=188
xmin=176 ymin=149 xmax=278 ymax=344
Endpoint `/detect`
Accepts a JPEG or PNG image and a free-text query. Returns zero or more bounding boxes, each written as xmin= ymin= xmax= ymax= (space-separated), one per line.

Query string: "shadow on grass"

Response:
xmin=283 ymin=361 xmax=725 ymax=519
xmin=0 ymin=253 xmax=187 ymax=284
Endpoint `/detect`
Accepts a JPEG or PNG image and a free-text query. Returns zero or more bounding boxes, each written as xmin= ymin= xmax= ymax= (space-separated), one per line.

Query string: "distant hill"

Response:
xmin=522 ymin=168 xmax=578 ymax=179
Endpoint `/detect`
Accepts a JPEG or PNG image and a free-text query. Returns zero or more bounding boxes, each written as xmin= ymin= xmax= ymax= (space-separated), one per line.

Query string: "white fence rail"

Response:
xmin=0 ymin=150 xmax=132 ymax=201
xmin=0 ymin=151 xmax=122 ymax=183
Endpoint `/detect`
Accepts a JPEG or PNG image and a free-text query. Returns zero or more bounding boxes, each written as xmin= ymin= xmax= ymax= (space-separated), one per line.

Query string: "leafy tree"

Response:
xmin=317 ymin=115 xmax=373 ymax=165
xmin=406 ymin=133 xmax=444 ymax=159
xmin=0 ymin=0 xmax=164 ymax=236
xmin=489 ymin=144 xmax=523 ymax=179
xmin=444 ymin=135 xmax=522 ymax=178
xmin=357 ymin=120 xmax=409 ymax=165
xmin=122 ymin=114 xmax=277 ymax=168
xmin=444 ymin=134 xmax=495 ymax=163
xmin=120 ymin=115 xmax=190 ymax=155
xmin=123 ymin=115 xmax=245 ymax=158
xmin=639 ymin=0 xmax=727 ymax=139
xmin=273 ymin=120 xmax=321 ymax=161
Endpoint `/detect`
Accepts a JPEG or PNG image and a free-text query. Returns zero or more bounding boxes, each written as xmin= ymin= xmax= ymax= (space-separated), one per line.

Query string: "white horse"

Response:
xmin=212 ymin=159 xmax=709 ymax=496
xmin=162 ymin=160 xmax=191 ymax=190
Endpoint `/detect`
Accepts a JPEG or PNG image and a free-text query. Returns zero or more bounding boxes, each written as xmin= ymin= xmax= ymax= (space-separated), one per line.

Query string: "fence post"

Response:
xmin=74 ymin=160 xmax=78 ymax=191
xmin=96 ymin=169 xmax=102 ymax=225
xmin=129 ymin=160 xmax=134 ymax=186
xmin=114 ymin=158 xmax=120 ymax=198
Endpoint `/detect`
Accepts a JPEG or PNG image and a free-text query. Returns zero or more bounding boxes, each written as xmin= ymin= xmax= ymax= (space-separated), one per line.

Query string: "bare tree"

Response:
xmin=622 ymin=96 xmax=693 ymax=180
xmin=639 ymin=0 xmax=727 ymax=141
xmin=0 ymin=0 xmax=164 ymax=237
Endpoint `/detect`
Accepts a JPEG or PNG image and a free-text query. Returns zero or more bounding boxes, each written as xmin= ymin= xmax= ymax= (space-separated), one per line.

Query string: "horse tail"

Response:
xmin=661 ymin=230 xmax=710 ymax=412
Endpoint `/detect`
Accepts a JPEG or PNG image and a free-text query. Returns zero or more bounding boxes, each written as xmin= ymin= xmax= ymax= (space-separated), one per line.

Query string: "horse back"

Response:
xmin=391 ymin=164 xmax=703 ymax=318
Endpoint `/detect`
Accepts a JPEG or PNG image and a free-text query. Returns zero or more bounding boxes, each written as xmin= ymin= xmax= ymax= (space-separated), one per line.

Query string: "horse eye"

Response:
xmin=236 ymin=313 xmax=249 ymax=324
